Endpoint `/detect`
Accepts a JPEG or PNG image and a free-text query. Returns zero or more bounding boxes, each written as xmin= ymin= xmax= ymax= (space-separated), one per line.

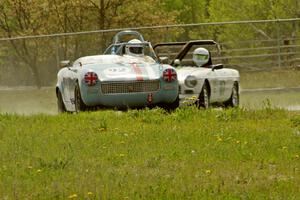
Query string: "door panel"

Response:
xmin=209 ymin=70 xmax=226 ymax=102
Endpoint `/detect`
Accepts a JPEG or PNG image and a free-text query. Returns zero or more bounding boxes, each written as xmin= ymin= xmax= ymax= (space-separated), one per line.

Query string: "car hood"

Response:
xmin=82 ymin=55 xmax=162 ymax=82
xmin=176 ymin=67 xmax=211 ymax=81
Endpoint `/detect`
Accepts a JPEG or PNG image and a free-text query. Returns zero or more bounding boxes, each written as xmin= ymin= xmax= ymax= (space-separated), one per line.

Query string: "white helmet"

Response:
xmin=125 ymin=39 xmax=144 ymax=56
xmin=193 ymin=47 xmax=210 ymax=67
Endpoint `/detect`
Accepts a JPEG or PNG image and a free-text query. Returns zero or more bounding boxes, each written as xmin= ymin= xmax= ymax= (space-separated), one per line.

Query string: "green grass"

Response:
xmin=1 ymin=108 xmax=300 ymax=199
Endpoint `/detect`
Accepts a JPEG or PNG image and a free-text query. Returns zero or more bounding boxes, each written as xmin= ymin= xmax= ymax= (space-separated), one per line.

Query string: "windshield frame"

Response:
xmin=104 ymin=42 xmax=159 ymax=62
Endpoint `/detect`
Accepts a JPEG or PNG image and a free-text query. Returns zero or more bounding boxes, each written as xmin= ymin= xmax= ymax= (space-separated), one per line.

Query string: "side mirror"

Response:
xmin=212 ymin=64 xmax=223 ymax=71
xmin=159 ymin=56 xmax=169 ymax=64
xmin=60 ymin=60 xmax=71 ymax=68
xmin=174 ymin=59 xmax=181 ymax=67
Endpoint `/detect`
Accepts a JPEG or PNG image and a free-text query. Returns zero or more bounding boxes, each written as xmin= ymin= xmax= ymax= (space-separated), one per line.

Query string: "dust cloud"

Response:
xmin=0 ymin=87 xmax=299 ymax=115
xmin=0 ymin=87 xmax=57 ymax=115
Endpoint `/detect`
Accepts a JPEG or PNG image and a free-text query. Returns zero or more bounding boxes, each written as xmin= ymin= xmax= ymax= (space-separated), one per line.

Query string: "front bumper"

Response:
xmin=80 ymin=81 xmax=178 ymax=108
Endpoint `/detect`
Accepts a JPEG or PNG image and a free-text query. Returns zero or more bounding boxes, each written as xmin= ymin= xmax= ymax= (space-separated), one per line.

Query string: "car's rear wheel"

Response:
xmin=57 ymin=89 xmax=66 ymax=113
xmin=197 ymin=83 xmax=210 ymax=109
xmin=74 ymin=83 xmax=87 ymax=112
xmin=225 ymin=82 xmax=239 ymax=108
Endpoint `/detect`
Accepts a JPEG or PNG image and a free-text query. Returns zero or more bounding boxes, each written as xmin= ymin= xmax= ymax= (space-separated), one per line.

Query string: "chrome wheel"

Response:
xmin=57 ymin=90 xmax=66 ymax=113
xmin=231 ymin=84 xmax=239 ymax=107
xmin=74 ymin=83 xmax=86 ymax=112
xmin=225 ymin=82 xmax=239 ymax=108
xmin=198 ymin=83 xmax=210 ymax=109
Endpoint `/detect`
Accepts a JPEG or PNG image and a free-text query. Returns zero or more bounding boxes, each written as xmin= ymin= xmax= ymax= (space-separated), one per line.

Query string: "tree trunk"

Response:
xmin=30 ymin=64 xmax=42 ymax=89
xmin=99 ymin=0 xmax=106 ymax=52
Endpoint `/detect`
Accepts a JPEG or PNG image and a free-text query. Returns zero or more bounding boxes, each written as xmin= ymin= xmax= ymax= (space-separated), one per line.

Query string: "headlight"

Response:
xmin=185 ymin=76 xmax=197 ymax=88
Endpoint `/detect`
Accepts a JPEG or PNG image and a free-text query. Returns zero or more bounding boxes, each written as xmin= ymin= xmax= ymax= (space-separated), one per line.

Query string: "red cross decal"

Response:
xmin=84 ymin=72 xmax=98 ymax=86
xmin=163 ymin=68 xmax=177 ymax=82
xmin=147 ymin=93 xmax=153 ymax=104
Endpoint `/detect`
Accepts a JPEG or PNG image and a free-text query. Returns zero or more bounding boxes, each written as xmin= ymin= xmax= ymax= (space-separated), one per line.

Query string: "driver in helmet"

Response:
xmin=125 ymin=39 xmax=144 ymax=57
xmin=193 ymin=47 xmax=212 ymax=68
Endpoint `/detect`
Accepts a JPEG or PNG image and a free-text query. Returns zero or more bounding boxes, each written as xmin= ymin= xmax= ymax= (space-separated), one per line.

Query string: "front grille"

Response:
xmin=101 ymin=80 xmax=160 ymax=94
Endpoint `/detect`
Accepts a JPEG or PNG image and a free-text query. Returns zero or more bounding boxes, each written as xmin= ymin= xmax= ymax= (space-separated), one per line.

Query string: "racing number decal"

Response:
xmin=108 ymin=67 xmax=127 ymax=73
xmin=104 ymin=67 xmax=130 ymax=76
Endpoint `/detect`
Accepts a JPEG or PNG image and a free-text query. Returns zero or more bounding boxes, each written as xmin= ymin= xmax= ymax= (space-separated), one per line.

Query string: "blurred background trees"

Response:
xmin=0 ymin=0 xmax=299 ymax=87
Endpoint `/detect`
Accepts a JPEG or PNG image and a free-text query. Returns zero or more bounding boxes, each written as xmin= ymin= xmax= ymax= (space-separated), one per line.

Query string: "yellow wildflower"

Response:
xmin=205 ymin=169 xmax=212 ymax=174
xmin=98 ymin=128 xmax=106 ymax=132
xmin=293 ymin=154 xmax=299 ymax=159
xmin=36 ymin=169 xmax=42 ymax=173
xmin=87 ymin=192 xmax=93 ymax=195
xmin=68 ymin=194 xmax=78 ymax=199
xmin=187 ymin=96 xmax=197 ymax=100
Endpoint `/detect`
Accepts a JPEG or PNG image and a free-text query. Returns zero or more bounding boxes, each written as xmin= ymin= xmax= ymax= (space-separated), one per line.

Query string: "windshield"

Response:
xmin=104 ymin=42 xmax=159 ymax=62
xmin=155 ymin=44 xmax=218 ymax=67
xmin=129 ymin=46 xmax=143 ymax=54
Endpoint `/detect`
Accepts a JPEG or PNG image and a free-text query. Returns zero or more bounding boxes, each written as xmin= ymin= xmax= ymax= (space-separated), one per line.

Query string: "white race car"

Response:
xmin=56 ymin=31 xmax=179 ymax=112
xmin=154 ymin=40 xmax=240 ymax=108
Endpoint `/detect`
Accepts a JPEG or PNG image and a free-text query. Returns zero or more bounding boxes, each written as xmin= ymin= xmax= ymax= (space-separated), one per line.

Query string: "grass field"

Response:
xmin=0 ymin=69 xmax=299 ymax=199
xmin=0 ymin=108 xmax=300 ymax=199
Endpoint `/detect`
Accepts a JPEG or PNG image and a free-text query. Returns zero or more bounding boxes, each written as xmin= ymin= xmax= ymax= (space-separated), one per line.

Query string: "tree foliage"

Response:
xmin=0 ymin=0 xmax=177 ymax=87
xmin=0 ymin=0 xmax=299 ymax=87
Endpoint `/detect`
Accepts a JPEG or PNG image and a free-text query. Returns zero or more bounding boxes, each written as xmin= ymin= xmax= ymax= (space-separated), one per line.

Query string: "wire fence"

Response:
xmin=0 ymin=18 xmax=299 ymax=87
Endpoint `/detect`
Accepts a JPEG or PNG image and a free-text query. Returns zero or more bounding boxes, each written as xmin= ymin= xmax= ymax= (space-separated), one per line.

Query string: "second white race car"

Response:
xmin=154 ymin=40 xmax=240 ymax=108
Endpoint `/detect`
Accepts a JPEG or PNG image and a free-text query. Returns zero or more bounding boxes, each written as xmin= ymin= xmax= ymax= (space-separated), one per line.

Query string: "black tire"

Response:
xmin=57 ymin=89 xmax=67 ymax=113
xmin=74 ymin=83 xmax=87 ymax=112
xmin=162 ymin=95 xmax=179 ymax=111
xmin=197 ymin=83 xmax=210 ymax=109
xmin=225 ymin=82 xmax=239 ymax=108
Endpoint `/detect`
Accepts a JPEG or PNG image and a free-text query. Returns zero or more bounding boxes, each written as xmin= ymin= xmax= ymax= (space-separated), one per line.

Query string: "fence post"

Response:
xmin=276 ymin=20 xmax=281 ymax=68
xmin=56 ymin=36 xmax=60 ymax=71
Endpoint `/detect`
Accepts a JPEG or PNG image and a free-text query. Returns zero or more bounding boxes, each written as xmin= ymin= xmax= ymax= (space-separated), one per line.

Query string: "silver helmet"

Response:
xmin=125 ymin=39 xmax=144 ymax=57
xmin=193 ymin=47 xmax=210 ymax=67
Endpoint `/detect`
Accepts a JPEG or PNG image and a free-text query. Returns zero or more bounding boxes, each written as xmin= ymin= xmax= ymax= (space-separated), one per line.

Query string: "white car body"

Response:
xmin=154 ymin=40 xmax=240 ymax=107
xmin=177 ymin=66 xmax=240 ymax=105
xmin=56 ymin=31 xmax=179 ymax=112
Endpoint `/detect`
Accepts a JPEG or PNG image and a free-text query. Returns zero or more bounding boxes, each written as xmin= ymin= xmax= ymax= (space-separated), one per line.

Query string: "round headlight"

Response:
xmin=185 ymin=76 xmax=197 ymax=88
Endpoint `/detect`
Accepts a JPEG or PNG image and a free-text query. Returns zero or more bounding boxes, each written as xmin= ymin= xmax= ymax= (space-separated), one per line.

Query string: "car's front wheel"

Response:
xmin=74 ymin=83 xmax=87 ymax=112
xmin=57 ymin=89 xmax=66 ymax=113
xmin=225 ymin=82 xmax=239 ymax=108
xmin=197 ymin=83 xmax=210 ymax=109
